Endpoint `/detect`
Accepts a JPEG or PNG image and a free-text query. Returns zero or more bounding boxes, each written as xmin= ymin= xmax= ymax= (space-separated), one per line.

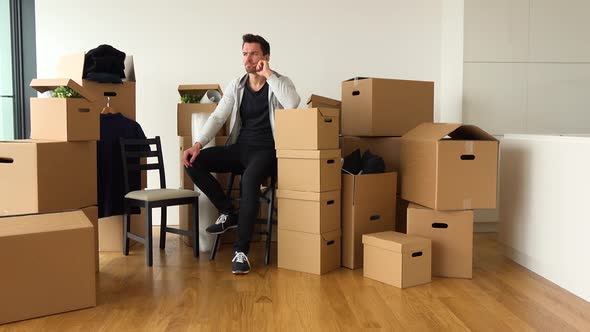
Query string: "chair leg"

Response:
xmin=159 ymin=206 xmax=167 ymax=250
xmin=265 ymin=189 xmax=275 ymax=266
xmin=123 ymin=211 xmax=131 ymax=256
xmin=146 ymin=206 xmax=153 ymax=266
xmin=209 ymin=234 xmax=221 ymax=261
xmin=192 ymin=198 xmax=199 ymax=258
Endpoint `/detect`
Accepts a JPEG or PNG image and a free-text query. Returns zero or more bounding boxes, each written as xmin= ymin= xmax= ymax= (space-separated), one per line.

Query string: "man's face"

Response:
xmin=242 ymin=42 xmax=269 ymax=73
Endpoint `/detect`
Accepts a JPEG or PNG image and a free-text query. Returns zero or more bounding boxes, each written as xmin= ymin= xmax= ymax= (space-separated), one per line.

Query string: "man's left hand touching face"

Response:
xmin=256 ymin=60 xmax=273 ymax=79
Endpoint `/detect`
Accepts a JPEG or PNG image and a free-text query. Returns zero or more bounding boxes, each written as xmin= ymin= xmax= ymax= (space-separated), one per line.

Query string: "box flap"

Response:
xmin=0 ymin=211 xmax=92 ymax=237
xmin=124 ymin=55 xmax=136 ymax=82
xmin=343 ymin=77 xmax=370 ymax=82
xmin=402 ymin=123 xmax=462 ymax=141
xmin=448 ymin=125 xmax=498 ymax=141
xmin=178 ymin=84 xmax=223 ymax=96
xmin=30 ymin=78 xmax=97 ymax=102
xmin=313 ymin=107 xmax=340 ymax=118
xmin=362 ymin=231 xmax=429 ymax=253
xmin=276 ymin=189 xmax=339 ymax=202
xmin=276 ymin=149 xmax=340 ymax=160
xmin=306 ymin=94 xmax=341 ymax=107
xmin=407 ymin=202 xmax=428 ymax=210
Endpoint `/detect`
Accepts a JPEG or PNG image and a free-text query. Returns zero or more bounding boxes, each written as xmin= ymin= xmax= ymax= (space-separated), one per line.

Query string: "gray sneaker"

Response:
xmin=206 ymin=213 xmax=238 ymax=234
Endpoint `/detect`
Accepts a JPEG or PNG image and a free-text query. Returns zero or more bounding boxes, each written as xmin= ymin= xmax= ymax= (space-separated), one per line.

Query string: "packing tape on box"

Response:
xmin=463 ymin=198 xmax=472 ymax=210
xmin=464 ymin=141 xmax=474 ymax=155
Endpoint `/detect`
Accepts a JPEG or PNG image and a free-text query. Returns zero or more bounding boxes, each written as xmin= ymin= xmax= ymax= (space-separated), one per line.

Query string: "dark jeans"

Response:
xmin=184 ymin=143 xmax=277 ymax=254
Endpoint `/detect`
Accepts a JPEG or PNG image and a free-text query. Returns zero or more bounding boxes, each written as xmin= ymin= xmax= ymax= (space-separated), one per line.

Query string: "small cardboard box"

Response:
xmin=407 ymin=203 xmax=474 ymax=278
xmin=342 ymin=172 xmax=397 ymax=269
xmin=340 ymin=136 xmax=402 ymax=191
xmin=0 ymin=210 xmax=96 ymax=324
xmin=56 ymin=52 xmax=136 ymax=120
xmin=30 ymin=78 xmax=100 ymax=141
xmin=0 ymin=140 xmax=97 ymax=216
xmin=98 ymin=212 xmax=146 ymax=252
xmin=276 ymin=189 xmax=340 ymax=234
xmin=81 ymin=206 xmax=99 ymax=272
xmin=275 ymin=108 xmax=339 ymax=150
xmin=306 ymin=94 xmax=341 ymax=109
xmin=177 ymin=84 xmax=225 ymax=137
xmin=401 ymin=123 xmax=499 ymax=210
xmin=276 ymin=149 xmax=341 ymax=192
xmin=341 ymin=77 xmax=433 ymax=136
xmin=363 ymin=231 xmax=431 ymax=288
xmin=278 ymin=228 xmax=341 ymax=275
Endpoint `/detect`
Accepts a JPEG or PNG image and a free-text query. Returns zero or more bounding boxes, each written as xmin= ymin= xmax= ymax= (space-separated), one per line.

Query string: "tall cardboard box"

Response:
xmin=177 ymin=84 xmax=225 ymax=137
xmin=276 ymin=149 xmax=341 ymax=192
xmin=341 ymin=77 xmax=433 ymax=136
xmin=307 ymin=94 xmax=341 ymax=109
xmin=81 ymin=206 xmax=99 ymax=272
xmin=276 ymin=189 xmax=340 ymax=234
xmin=275 ymin=108 xmax=339 ymax=150
xmin=342 ymin=172 xmax=397 ymax=269
xmin=179 ymin=136 xmax=196 ymax=190
xmin=406 ymin=203 xmax=474 ymax=278
xmin=278 ymin=228 xmax=341 ymax=275
xmin=362 ymin=231 xmax=431 ymax=288
xmin=30 ymin=78 xmax=100 ymax=141
xmin=98 ymin=212 xmax=146 ymax=252
xmin=0 ymin=211 xmax=96 ymax=324
xmin=56 ymin=52 xmax=136 ymax=120
xmin=340 ymin=136 xmax=402 ymax=191
xmin=401 ymin=123 xmax=499 ymax=210
xmin=395 ymin=196 xmax=410 ymax=233
xmin=0 ymin=140 xmax=97 ymax=216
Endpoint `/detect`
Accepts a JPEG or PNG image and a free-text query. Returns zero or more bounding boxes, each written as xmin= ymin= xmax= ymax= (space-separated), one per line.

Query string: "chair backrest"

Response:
xmin=119 ymin=136 xmax=166 ymax=194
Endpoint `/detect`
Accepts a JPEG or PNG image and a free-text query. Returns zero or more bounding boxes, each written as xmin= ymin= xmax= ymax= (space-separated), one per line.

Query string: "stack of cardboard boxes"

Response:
xmin=401 ymin=123 xmax=499 ymax=279
xmin=339 ymin=77 xmax=434 ymax=270
xmin=274 ymin=108 xmax=341 ymax=275
xmin=0 ymin=78 xmax=98 ymax=324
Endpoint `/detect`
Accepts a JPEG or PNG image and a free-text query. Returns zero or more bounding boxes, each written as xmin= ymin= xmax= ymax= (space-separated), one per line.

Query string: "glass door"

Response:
xmin=0 ymin=0 xmax=14 ymax=140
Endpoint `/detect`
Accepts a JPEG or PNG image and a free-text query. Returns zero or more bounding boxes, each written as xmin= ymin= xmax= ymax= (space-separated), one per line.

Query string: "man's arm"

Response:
xmin=193 ymin=79 xmax=237 ymax=147
xmin=266 ymin=74 xmax=301 ymax=109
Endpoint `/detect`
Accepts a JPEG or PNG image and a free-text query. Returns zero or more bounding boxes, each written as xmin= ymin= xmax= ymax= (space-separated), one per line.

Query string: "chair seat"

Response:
xmin=125 ymin=188 xmax=199 ymax=202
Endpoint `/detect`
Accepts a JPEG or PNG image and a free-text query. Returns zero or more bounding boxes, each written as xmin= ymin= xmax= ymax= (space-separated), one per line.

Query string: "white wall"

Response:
xmin=35 ymin=0 xmax=462 ymax=224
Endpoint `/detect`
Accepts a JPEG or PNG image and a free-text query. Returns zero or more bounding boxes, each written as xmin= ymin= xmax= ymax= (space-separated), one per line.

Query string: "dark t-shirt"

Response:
xmin=236 ymin=80 xmax=274 ymax=149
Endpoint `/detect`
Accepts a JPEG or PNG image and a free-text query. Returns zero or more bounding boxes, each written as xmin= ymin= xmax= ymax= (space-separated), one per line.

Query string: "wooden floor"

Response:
xmin=2 ymin=232 xmax=590 ymax=331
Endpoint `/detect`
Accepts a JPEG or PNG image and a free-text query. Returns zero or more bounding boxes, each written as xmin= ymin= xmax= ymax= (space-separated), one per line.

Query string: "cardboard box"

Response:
xmin=276 ymin=149 xmax=341 ymax=192
xmin=56 ymin=52 xmax=136 ymax=120
xmin=395 ymin=195 xmax=409 ymax=233
xmin=278 ymin=228 xmax=341 ymax=275
xmin=177 ymin=84 xmax=225 ymax=137
xmin=341 ymin=77 xmax=433 ymax=136
xmin=362 ymin=231 xmax=431 ymax=288
xmin=340 ymin=136 xmax=402 ymax=191
xmin=0 ymin=140 xmax=97 ymax=216
xmin=275 ymin=108 xmax=339 ymax=150
xmin=30 ymin=78 xmax=100 ymax=141
xmin=276 ymin=189 xmax=340 ymax=234
xmin=401 ymin=123 xmax=499 ymax=210
xmin=81 ymin=206 xmax=99 ymax=272
xmin=307 ymin=94 xmax=341 ymax=109
xmin=342 ymin=172 xmax=397 ymax=269
xmin=98 ymin=212 xmax=146 ymax=252
xmin=0 ymin=210 xmax=96 ymax=324
xmin=407 ymin=203 xmax=474 ymax=278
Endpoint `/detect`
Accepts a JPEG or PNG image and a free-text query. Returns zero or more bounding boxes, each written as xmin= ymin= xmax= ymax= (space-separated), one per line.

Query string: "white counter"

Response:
xmin=500 ymin=134 xmax=590 ymax=302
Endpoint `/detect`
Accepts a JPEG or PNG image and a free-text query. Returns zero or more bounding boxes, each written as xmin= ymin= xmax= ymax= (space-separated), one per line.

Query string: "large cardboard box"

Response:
xmin=341 ymin=77 xmax=433 ymax=136
xmin=81 ymin=206 xmax=99 ymax=272
xmin=362 ymin=231 xmax=431 ymax=288
xmin=29 ymin=78 xmax=100 ymax=141
xmin=0 ymin=140 xmax=97 ymax=216
xmin=276 ymin=189 xmax=340 ymax=234
xmin=401 ymin=123 xmax=499 ymax=210
xmin=342 ymin=172 xmax=397 ymax=269
xmin=56 ymin=52 xmax=136 ymax=120
xmin=278 ymin=228 xmax=341 ymax=275
xmin=98 ymin=212 xmax=146 ymax=252
xmin=177 ymin=84 xmax=225 ymax=137
xmin=0 ymin=211 xmax=96 ymax=324
xmin=395 ymin=195 xmax=410 ymax=233
xmin=340 ymin=136 xmax=402 ymax=191
xmin=275 ymin=108 xmax=339 ymax=150
xmin=276 ymin=149 xmax=341 ymax=192
xmin=407 ymin=203 xmax=474 ymax=278
xmin=307 ymin=94 xmax=341 ymax=109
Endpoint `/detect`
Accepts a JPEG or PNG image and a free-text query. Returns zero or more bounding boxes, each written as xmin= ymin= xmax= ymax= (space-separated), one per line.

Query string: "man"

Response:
xmin=182 ymin=34 xmax=300 ymax=274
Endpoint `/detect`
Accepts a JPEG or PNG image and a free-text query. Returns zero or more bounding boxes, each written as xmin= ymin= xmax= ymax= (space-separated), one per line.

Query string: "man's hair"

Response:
xmin=242 ymin=34 xmax=270 ymax=56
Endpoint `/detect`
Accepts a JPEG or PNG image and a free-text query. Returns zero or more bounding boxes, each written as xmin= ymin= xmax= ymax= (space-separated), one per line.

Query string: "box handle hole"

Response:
xmin=327 ymin=240 xmax=335 ymax=246
xmin=0 ymin=158 xmax=14 ymax=164
xmin=78 ymin=108 xmax=90 ymax=113
xmin=460 ymin=155 xmax=475 ymax=160
xmin=352 ymin=91 xmax=360 ymax=96
xmin=324 ymin=118 xmax=333 ymax=123
xmin=327 ymin=159 xmax=335 ymax=164
xmin=432 ymin=223 xmax=448 ymax=229
xmin=104 ymin=92 xmax=117 ymax=97
xmin=412 ymin=251 xmax=423 ymax=257
xmin=370 ymin=215 xmax=381 ymax=221
xmin=327 ymin=200 xmax=335 ymax=205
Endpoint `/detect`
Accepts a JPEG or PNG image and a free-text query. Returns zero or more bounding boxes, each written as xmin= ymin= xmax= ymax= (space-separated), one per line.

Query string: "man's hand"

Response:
xmin=182 ymin=142 xmax=202 ymax=168
xmin=256 ymin=60 xmax=273 ymax=79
